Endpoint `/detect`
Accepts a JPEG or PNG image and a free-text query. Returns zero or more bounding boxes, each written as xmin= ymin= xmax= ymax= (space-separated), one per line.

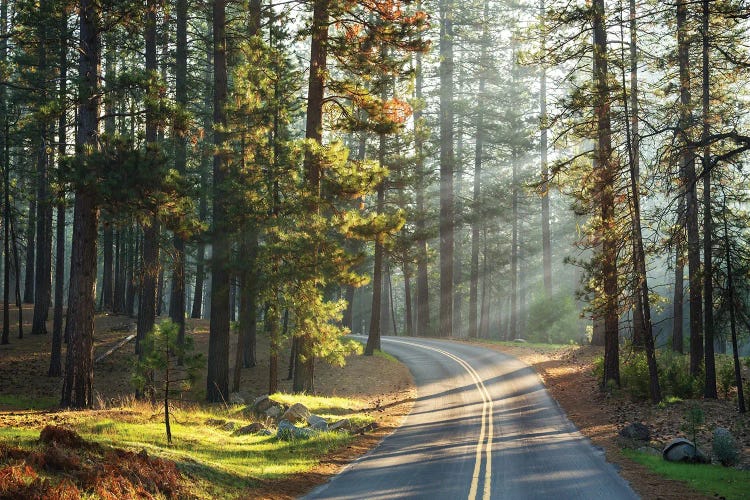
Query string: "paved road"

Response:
xmin=303 ymin=337 xmax=638 ymax=500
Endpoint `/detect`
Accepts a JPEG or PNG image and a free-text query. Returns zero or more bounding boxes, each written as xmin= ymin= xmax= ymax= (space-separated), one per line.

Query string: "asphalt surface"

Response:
xmin=303 ymin=336 xmax=639 ymax=500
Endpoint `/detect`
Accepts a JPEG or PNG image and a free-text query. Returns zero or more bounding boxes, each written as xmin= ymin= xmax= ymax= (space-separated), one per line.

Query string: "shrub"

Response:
xmin=659 ymin=352 xmax=703 ymax=399
xmin=526 ymin=290 xmax=583 ymax=344
xmin=621 ymin=350 xmax=651 ymax=400
xmin=717 ymin=358 xmax=736 ymax=399
xmin=712 ymin=428 xmax=739 ymax=467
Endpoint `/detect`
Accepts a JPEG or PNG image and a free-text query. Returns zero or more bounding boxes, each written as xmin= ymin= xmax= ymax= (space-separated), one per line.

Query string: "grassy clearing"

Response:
xmin=623 ymin=449 xmax=750 ymax=499
xmin=466 ymin=338 xmax=568 ymax=351
xmin=0 ymin=393 xmax=375 ymax=499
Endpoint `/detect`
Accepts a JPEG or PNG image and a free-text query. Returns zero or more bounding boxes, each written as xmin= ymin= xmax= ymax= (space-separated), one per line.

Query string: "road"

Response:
xmin=303 ymin=337 xmax=638 ymax=500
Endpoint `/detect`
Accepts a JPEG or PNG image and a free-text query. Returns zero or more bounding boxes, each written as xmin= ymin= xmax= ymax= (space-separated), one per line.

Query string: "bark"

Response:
xmin=414 ymin=48 xmax=430 ymax=338
xmin=438 ymin=0 xmax=454 ymax=338
xmin=366 ymin=131 xmax=387 ymax=355
xmin=136 ymin=0 xmax=161 ymax=360
xmin=125 ymin=228 xmax=137 ymax=316
xmin=677 ymin=0 xmax=703 ymax=377
xmin=723 ymin=205 xmax=745 ymax=413
xmin=403 ymin=257 xmax=414 ymax=337
xmin=468 ymin=0 xmax=488 ymax=341
xmin=622 ymin=0 xmax=660 ymax=402
xmin=168 ymin=0 xmax=187 ymax=342
xmin=23 ymin=189 xmax=35 ymax=304
xmin=240 ymin=231 xmax=258 ymax=368
xmin=191 ymin=28 xmax=213 ymax=320
xmin=31 ymin=4 xmax=53 ymax=335
xmin=1 ymin=0 xmax=8 ymax=346
xmin=701 ymin=0 xmax=716 ymax=399
xmin=593 ymin=0 xmax=619 ymax=388
xmin=49 ymin=12 xmax=68 ymax=377
xmin=673 ymin=198 xmax=685 ymax=353
xmin=293 ymin=0 xmax=329 ymax=393
xmin=61 ymin=0 xmax=100 ymax=408
xmin=207 ymin=0 xmax=231 ymax=403
xmin=510 ymin=149 xmax=519 ymax=340
xmin=540 ymin=0 xmax=552 ymax=297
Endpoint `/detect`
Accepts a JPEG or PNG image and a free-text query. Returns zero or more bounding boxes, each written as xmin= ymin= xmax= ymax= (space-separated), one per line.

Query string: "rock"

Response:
xmin=232 ymin=422 xmax=266 ymax=436
xmin=636 ymin=446 xmax=661 ymax=456
xmin=329 ymin=418 xmax=352 ymax=432
xmin=281 ymin=403 xmax=311 ymax=424
xmin=229 ymin=393 xmax=246 ymax=405
xmin=265 ymin=405 xmax=283 ymax=419
xmin=222 ymin=422 xmax=236 ymax=432
xmin=205 ymin=418 xmax=226 ymax=427
xmin=511 ymin=338 xmax=527 ymax=343
xmin=258 ymin=429 xmax=273 ymax=436
xmin=663 ymin=438 xmax=709 ymax=464
xmin=307 ymin=415 xmax=329 ymax=431
xmin=619 ymin=422 xmax=651 ymax=441
xmin=277 ymin=419 xmax=315 ymax=440
xmin=252 ymin=395 xmax=274 ymax=413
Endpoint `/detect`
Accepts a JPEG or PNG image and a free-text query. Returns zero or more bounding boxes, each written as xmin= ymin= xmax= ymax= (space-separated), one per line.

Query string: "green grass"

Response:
xmin=373 ymin=349 xmax=398 ymax=363
xmin=0 ymin=394 xmax=58 ymax=410
xmin=624 ymin=449 xmax=750 ymax=499
xmin=0 ymin=394 xmax=373 ymax=498
xmin=468 ymin=338 xmax=568 ymax=351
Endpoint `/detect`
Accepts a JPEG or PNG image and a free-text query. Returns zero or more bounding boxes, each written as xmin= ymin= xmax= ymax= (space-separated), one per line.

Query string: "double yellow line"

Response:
xmin=385 ymin=339 xmax=494 ymax=500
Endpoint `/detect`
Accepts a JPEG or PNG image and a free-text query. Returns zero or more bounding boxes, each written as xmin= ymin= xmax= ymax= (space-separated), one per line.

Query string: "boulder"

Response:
xmin=205 ymin=418 xmax=226 ymax=427
xmin=329 ymin=418 xmax=353 ymax=432
xmin=222 ymin=421 xmax=236 ymax=432
xmin=636 ymin=446 xmax=661 ymax=456
xmin=232 ymin=422 xmax=265 ymax=436
xmin=265 ymin=405 xmax=283 ymax=419
xmin=663 ymin=438 xmax=709 ymax=464
xmin=277 ymin=419 xmax=315 ymax=440
xmin=307 ymin=415 xmax=329 ymax=431
xmin=281 ymin=403 xmax=311 ymax=424
xmin=229 ymin=393 xmax=246 ymax=405
xmin=252 ymin=395 xmax=274 ymax=413
xmin=619 ymin=422 xmax=651 ymax=441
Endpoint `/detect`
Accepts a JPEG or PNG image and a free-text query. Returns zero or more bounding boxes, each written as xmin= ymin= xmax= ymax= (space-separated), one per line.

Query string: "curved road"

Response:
xmin=304 ymin=336 xmax=638 ymax=500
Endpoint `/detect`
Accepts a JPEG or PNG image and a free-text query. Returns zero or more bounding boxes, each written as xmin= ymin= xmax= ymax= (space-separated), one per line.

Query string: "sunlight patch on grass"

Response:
xmin=270 ymin=393 xmax=366 ymax=414
xmin=624 ymin=449 xmax=750 ymax=499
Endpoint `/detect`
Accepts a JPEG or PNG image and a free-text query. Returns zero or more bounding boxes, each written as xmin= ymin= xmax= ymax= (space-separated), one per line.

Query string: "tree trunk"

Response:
xmin=24 ymin=191 xmax=35 ymax=304
xmin=540 ymin=0 xmax=552 ymax=297
xmin=1 ymin=0 xmax=8 ymax=346
xmin=49 ymin=12 xmax=68 ymax=376
xmin=293 ymin=0 xmax=329 ymax=393
xmin=621 ymin=0 xmax=660 ymax=402
xmin=125 ymin=227 xmax=137 ymax=316
xmin=469 ymin=0 xmax=489 ymax=341
xmin=676 ymin=0 xmax=704 ymax=377
xmin=414 ymin=47 xmax=430 ymax=338
xmin=31 ymin=5 xmax=52 ymax=336
xmin=366 ymin=130 xmax=387 ymax=355
xmin=207 ymin=0 xmax=231 ymax=403
xmin=510 ymin=149 xmax=519 ymax=340
xmin=136 ymin=0 xmax=161 ymax=360
xmin=593 ymin=0 xmax=619 ymax=389
xmin=239 ymin=230 xmax=258 ymax=368
xmin=61 ymin=0 xmax=100 ymax=409
xmin=438 ymin=0 xmax=454 ymax=338
xmin=722 ymin=203 xmax=745 ymax=413
xmin=701 ymin=0 xmax=716 ymax=399
xmin=403 ymin=256 xmax=414 ymax=337
xmin=169 ymin=0 xmax=187 ymax=347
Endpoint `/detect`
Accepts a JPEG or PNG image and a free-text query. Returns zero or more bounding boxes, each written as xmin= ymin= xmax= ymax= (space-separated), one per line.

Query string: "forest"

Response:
xmin=0 ymin=0 xmax=750 ymax=454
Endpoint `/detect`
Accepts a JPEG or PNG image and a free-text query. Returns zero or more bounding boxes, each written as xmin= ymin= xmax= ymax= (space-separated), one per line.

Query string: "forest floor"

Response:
xmin=0 ymin=306 xmax=415 ymax=498
xmin=1 ymin=306 xmax=748 ymax=498
xmin=472 ymin=340 xmax=750 ymax=500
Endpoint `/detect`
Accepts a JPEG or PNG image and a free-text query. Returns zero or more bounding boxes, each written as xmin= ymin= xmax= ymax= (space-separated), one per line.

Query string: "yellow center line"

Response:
xmin=384 ymin=339 xmax=494 ymax=500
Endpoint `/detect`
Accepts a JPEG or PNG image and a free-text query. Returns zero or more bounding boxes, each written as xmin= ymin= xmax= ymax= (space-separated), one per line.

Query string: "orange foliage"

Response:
xmin=383 ymin=98 xmax=412 ymax=124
